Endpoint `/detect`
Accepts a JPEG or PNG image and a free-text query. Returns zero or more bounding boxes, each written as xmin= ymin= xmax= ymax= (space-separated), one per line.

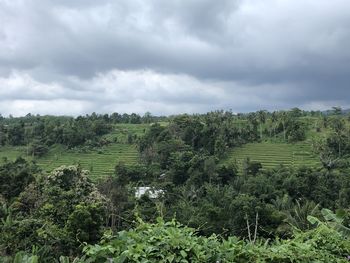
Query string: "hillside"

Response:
xmin=2 ymin=111 xmax=350 ymax=262
xmin=223 ymin=141 xmax=321 ymax=172
xmin=0 ymin=123 xmax=148 ymax=180
xmin=0 ymin=118 xmax=329 ymax=179
xmin=35 ymin=143 xmax=139 ymax=180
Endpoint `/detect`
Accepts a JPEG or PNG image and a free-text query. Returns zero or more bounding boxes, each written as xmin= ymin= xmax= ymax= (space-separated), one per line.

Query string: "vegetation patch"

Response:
xmin=223 ymin=141 xmax=321 ymax=172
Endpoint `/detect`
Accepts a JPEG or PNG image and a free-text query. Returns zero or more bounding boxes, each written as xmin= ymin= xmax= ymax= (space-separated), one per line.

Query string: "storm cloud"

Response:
xmin=0 ymin=0 xmax=350 ymax=116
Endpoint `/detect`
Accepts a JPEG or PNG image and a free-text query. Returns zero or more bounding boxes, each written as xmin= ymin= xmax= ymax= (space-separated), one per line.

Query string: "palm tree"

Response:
xmin=284 ymin=200 xmax=320 ymax=230
xmin=329 ymin=117 xmax=345 ymax=157
xmin=257 ymin=110 xmax=267 ymax=140
xmin=279 ymin=111 xmax=289 ymax=142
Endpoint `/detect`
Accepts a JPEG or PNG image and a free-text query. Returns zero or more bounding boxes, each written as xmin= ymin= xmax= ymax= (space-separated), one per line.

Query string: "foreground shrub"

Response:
xmin=79 ymin=217 xmax=350 ymax=263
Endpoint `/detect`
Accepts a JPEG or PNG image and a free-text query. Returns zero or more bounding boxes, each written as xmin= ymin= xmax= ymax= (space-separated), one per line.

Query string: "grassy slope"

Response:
xmin=0 ymin=118 xmax=333 ymax=178
xmin=35 ymin=143 xmax=139 ymax=180
xmin=222 ymin=141 xmax=321 ymax=172
xmin=0 ymin=146 xmax=28 ymax=162
xmin=221 ymin=116 xmax=328 ymax=172
xmin=0 ymin=124 xmax=147 ymax=180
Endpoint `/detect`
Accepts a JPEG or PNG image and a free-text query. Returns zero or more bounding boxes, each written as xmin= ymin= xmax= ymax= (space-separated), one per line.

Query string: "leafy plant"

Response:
xmin=308 ymin=208 xmax=350 ymax=237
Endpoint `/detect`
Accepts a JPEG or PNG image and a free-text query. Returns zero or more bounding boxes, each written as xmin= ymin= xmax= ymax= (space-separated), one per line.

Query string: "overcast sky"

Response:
xmin=1 ymin=0 xmax=350 ymax=116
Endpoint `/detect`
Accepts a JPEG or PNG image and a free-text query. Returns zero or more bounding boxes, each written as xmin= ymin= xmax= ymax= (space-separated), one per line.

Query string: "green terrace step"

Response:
xmin=0 ymin=123 xmax=150 ymax=180
xmin=223 ymin=142 xmax=321 ymax=172
xmin=31 ymin=142 xmax=140 ymax=180
xmin=233 ymin=156 xmax=293 ymax=160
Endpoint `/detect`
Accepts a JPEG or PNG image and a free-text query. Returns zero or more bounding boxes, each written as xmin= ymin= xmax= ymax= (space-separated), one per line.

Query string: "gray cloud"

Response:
xmin=0 ymin=0 xmax=350 ymax=116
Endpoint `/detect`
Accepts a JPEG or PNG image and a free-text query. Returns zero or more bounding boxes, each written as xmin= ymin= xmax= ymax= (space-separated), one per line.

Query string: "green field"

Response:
xmin=0 ymin=123 xmax=148 ymax=180
xmin=0 ymin=146 xmax=28 ymax=162
xmin=0 ymin=143 xmax=139 ymax=180
xmin=0 ymin=122 xmax=324 ymax=179
xmin=103 ymin=123 xmax=149 ymax=143
xmin=36 ymin=143 xmax=139 ymax=180
xmin=223 ymin=141 xmax=321 ymax=172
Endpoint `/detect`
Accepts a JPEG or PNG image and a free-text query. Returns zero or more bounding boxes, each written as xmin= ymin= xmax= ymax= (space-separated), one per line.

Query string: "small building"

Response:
xmin=134 ymin=187 xmax=164 ymax=199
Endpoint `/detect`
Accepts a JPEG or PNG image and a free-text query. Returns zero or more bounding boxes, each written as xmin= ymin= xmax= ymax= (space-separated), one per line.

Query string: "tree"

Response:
xmin=328 ymin=117 xmax=346 ymax=157
xmin=286 ymin=120 xmax=306 ymax=142
xmin=7 ymin=122 xmax=25 ymax=146
xmin=279 ymin=111 xmax=289 ymax=141
xmin=27 ymin=139 xmax=48 ymax=158
xmin=0 ymin=125 xmax=6 ymax=146
xmin=312 ymin=137 xmax=339 ymax=170
xmin=142 ymin=112 xmax=153 ymax=124
xmin=217 ymin=164 xmax=237 ymax=185
xmin=332 ymin=106 xmax=342 ymax=115
xmin=11 ymin=165 xmax=109 ymax=257
xmin=66 ymin=203 xmax=105 ymax=243
xmin=257 ymin=110 xmax=267 ymax=140
xmin=127 ymin=132 xmax=134 ymax=144
xmin=290 ymin=107 xmax=303 ymax=118
xmin=130 ymin=113 xmax=141 ymax=124
xmin=0 ymin=158 xmax=37 ymax=201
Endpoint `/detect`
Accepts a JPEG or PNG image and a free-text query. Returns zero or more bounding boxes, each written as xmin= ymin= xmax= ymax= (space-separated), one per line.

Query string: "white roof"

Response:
xmin=135 ymin=186 xmax=164 ymax=199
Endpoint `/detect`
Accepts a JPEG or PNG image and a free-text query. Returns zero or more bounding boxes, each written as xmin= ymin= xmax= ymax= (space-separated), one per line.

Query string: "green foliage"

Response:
xmin=66 ymin=203 xmax=105 ymax=243
xmin=0 ymin=158 xmax=37 ymax=201
xmin=0 ymin=118 xmax=145 ymax=180
xmin=2 ymin=110 xmax=350 ymax=261
xmin=0 ymin=165 xmax=109 ymax=260
xmin=139 ymin=111 xmax=258 ymax=168
xmin=0 ymin=113 xmax=161 ymax=150
xmin=224 ymin=142 xmax=320 ymax=173
xmin=308 ymin=208 xmax=350 ymax=238
xmin=7 ymin=122 xmax=25 ymax=146
xmin=78 ymin=217 xmax=350 ymax=263
xmin=37 ymin=143 xmax=139 ymax=180
xmin=283 ymin=200 xmax=321 ymax=231
xmin=27 ymin=140 xmax=48 ymax=158
xmin=82 ymin=218 xmax=219 ymax=262
xmin=13 ymin=252 xmax=39 ymax=263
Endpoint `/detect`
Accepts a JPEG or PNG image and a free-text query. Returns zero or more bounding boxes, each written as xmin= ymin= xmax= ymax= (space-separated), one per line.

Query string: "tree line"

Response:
xmin=0 ymin=112 xmax=167 ymax=151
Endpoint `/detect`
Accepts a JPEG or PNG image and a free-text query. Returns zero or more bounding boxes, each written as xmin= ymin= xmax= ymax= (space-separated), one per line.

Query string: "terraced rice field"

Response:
xmin=0 ymin=123 xmax=148 ymax=180
xmin=35 ymin=123 xmax=147 ymax=180
xmin=0 ymin=144 xmax=139 ymax=180
xmin=0 ymin=146 xmax=28 ymax=162
xmin=35 ymin=143 xmax=139 ymax=180
xmin=103 ymin=123 xmax=149 ymax=143
xmin=223 ymin=141 xmax=321 ymax=172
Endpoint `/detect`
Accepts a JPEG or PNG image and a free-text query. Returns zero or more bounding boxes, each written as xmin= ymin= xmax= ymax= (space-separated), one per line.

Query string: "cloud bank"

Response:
xmin=0 ymin=0 xmax=350 ymax=116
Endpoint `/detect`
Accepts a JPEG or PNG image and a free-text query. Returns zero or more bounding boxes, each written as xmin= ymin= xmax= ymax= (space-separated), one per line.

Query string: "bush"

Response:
xmin=79 ymin=217 xmax=350 ymax=263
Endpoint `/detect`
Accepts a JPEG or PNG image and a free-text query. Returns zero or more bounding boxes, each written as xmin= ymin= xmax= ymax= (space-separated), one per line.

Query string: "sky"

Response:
xmin=0 ymin=0 xmax=350 ymax=116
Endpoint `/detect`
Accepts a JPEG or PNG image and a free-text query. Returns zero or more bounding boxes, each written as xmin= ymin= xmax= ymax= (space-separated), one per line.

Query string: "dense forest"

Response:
xmin=1 ymin=108 xmax=350 ymax=262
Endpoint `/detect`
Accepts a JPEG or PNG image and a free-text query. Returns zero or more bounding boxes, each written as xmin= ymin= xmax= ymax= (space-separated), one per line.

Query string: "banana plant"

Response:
xmin=13 ymin=252 xmax=39 ymax=263
xmin=307 ymin=208 xmax=350 ymax=237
